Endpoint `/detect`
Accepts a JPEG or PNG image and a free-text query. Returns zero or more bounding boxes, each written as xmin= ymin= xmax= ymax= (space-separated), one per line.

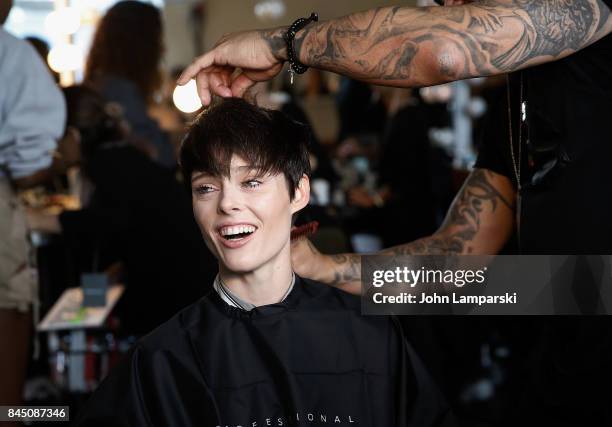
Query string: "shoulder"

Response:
xmin=297 ymin=277 xmax=362 ymax=310
xmin=296 ymin=277 xmax=395 ymax=331
xmin=0 ymin=28 xmax=27 ymax=55
xmin=294 ymin=278 xmax=404 ymax=373
xmin=0 ymin=29 xmax=45 ymax=74
xmin=98 ymin=75 xmax=136 ymax=90
xmin=97 ymin=75 xmax=142 ymax=101
xmin=132 ymin=292 xmax=217 ymax=355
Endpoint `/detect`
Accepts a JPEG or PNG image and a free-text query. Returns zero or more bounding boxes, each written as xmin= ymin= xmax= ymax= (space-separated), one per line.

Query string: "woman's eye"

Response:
xmin=243 ymin=179 xmax=262 ymax=189
xmin=194 ymin=185 xmax=215 ymax=195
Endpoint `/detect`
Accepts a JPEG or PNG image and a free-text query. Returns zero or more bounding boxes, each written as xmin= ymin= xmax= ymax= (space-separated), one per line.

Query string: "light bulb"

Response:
xmin=254 ymin=0 xmax=286 ymax=21
xmin=45 ymin=7 xmax=81 ymax=36
xmin=7 ymin=7 xmax=26 ymax=25
xmin=47 ymin=44 xmax=83 ymax=73
xmin=173 ymin=80 xmax=202 ymax=114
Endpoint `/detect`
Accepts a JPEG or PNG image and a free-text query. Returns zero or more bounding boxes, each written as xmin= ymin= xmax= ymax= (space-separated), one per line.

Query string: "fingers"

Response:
xmin=209 ymin=73 xmax=232 ymax=98
xmin=195 ymin=72 xmax=212 ymax=106
xmin=230 ymin=62 xmax=283 ymax=98
xmin=194 ymin=67 xmax=233 ymax=106
xmin=230 ymin=73 xmax=256 ymax=98
xmin=177 ymin=52 xmax=216 ymax=85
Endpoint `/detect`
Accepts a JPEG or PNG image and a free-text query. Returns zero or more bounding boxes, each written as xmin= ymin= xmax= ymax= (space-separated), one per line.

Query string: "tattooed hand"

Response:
xmin=290 ymin=237 xmax=323 ymax=280
xmin=290 ymin=237 xmax=362 ymax=295
xmin=177 ymin=28 xmax=287 ymax=105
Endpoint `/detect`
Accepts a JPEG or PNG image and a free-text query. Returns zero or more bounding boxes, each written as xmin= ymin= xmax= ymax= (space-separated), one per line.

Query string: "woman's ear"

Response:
xmin=290 ymin=174 xmax=310 ymax=215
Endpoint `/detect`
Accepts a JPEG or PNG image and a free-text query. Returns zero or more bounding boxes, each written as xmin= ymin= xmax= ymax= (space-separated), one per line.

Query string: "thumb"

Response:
xmin=230 ymin=73 xmax=256 ymax=98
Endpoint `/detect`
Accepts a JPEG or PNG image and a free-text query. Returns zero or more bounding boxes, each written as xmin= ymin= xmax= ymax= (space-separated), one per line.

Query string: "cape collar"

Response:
xmin=213 ymin=273 xmax=296 ymax=312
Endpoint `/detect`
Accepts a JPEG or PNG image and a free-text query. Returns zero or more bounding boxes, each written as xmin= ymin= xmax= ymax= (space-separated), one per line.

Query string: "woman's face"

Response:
xmin=191 ymin=155 xmax=309 ymax=274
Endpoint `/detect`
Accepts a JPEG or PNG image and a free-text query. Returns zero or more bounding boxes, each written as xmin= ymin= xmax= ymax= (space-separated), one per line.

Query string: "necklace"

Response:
xmin=506 ymin=72 xmax=526 ymax=251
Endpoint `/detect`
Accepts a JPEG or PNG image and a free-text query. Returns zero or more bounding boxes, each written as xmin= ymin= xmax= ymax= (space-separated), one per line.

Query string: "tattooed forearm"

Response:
xmin=383 ymin=169 xmax=515 ymax=256
xmin=312 ymin=169 xmax=514 ymax=289
xmin=328 ymin=253 xmax=361 ymax=288
xmin=272 ymin=0 xmax=612 ymax=86
xmin=301 ymin=239 xmax=361 ymax=289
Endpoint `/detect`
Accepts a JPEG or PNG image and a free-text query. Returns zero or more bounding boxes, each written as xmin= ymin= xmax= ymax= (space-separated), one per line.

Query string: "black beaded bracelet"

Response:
xmin=283 ymin=12 xmax=318 ymax=82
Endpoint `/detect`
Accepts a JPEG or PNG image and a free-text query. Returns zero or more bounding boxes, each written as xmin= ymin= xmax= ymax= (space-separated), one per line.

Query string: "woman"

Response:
xmin=84 ymin=0 xmax=176 ymax=168
xmin=74 ymin=98 xmax=452 ymax=427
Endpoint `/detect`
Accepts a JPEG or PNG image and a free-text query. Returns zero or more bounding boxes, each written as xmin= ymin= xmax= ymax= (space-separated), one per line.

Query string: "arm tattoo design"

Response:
xmin=262 ymin=28 xmax=287 ymax=61
xmin=269 ymin=0 xmax=611 ymax=85
xmin=492 ymin=1 xmax=596 ymax=70
xmin=329 ymin=253 xmax=361 ymax=288
xmin=304 ymin=239 xmax=361 ymax=287
xmin=313 ymin=169 xmax=513 ymax=287
xmin=383 ymin=169 xmax=514 ymax=256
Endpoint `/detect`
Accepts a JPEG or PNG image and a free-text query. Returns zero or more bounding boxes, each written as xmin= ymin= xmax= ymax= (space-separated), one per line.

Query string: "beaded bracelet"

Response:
xmin=283 ymin=12 xmax=318 ymax=83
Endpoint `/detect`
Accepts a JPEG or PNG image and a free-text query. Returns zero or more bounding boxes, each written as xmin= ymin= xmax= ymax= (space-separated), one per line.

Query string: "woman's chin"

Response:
xmin=221 ymin=258 xmax=260 ymax=275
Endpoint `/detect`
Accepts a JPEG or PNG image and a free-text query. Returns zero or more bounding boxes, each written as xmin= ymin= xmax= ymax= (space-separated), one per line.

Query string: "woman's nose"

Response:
xmin=217 ymin=186 xmax=242 ymax=214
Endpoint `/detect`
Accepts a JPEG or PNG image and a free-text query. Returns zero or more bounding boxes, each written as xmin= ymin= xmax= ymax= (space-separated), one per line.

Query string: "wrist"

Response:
xmin=319 ymin=253 xmax=339 ymax=284
xmin=303 ymin=251 xmax=328 ymax=283
xmin=283 ymin=13 xmax=318 ymax=75
xmin=263 ymin=27 xmax=289 ymax=62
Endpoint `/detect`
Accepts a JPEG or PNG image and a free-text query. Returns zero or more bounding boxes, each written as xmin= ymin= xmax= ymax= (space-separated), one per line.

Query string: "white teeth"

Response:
xmin=220 ymin=225 xmax=256 ymax=236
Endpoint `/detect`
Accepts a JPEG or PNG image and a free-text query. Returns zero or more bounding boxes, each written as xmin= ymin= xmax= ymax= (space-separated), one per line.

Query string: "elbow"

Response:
xmin=436 ymin=49 xmax=463 ymax=82
xmin=422 ymin=41 xmax=466 ymax=85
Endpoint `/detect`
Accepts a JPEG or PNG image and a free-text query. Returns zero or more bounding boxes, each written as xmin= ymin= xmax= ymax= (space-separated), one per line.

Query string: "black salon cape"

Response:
xmin=76 ymin=277 xmax=453 ymax=426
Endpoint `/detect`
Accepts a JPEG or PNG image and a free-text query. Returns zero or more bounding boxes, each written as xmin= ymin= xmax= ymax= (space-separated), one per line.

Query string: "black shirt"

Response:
xmin=75 ymin=278 xmax=453 ymax=427
xmin=474 ymin=8 xmax=612 ymax=425
xmin=474 ymin=13 xmax=612 ymax=254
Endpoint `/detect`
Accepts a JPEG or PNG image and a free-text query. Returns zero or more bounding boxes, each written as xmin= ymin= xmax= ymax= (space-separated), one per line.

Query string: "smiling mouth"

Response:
xmin=219 ymin=225 xmax=257 ymax=241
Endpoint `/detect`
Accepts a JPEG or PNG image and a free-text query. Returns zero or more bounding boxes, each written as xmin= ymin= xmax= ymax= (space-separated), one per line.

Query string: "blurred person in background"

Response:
xmin=0 ymin=0 xmax=68 ymax=413
xmin=347 ymin=88 xmax=444 ymax=248
xmin=85 ymin=0 xmax=176 ymax=169
xmin=27 ymin=86 xmax=217 ymax=335
xmin=336 ymin=79 xmax=387 ymax=142
xmin=24 ymin=36 xmax=60 ymax=83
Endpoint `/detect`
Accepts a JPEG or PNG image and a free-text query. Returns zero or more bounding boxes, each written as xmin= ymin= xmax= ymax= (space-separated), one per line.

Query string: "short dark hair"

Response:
xmin=180 ymin=98 xmax=311 ymax=200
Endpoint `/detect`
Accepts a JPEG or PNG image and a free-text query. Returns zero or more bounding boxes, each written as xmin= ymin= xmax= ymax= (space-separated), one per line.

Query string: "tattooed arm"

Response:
xmin=291 ymin=169 xmax=515 ymax=294
xmin=178 ymin=1 xmax=612 ymax=104
xmin=293 ymin=0 xmax=612 ymax=87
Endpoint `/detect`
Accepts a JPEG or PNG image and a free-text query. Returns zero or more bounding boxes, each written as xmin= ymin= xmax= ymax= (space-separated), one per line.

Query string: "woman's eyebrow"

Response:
xmin=191 ymin=166 xmax=266 ymax=182
xmin=191 ymin=171 xmax=214 ymax=182
xmin=232 ymin=165 xmax=265 ymax=175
